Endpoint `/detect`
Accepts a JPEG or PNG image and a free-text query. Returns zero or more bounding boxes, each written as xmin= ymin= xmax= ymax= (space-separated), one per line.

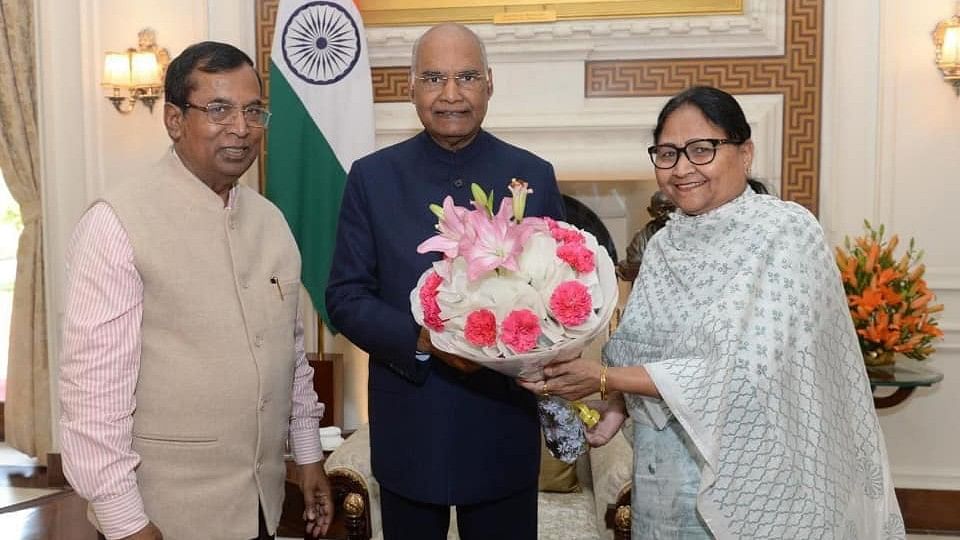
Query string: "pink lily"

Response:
xmin=461 ymin=198 xmax=535 ymax=281
xmin=416 ymin=196 xmax=469 ymax=258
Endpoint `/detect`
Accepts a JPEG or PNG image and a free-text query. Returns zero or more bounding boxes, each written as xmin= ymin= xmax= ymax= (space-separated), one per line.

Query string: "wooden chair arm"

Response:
xmin=328 ymin=468 xmax=372 ymax=540
xmin=279 ymin=466 xmax=372 ymax=539
xmin=605 ymin=487 xmax=632 ymax=540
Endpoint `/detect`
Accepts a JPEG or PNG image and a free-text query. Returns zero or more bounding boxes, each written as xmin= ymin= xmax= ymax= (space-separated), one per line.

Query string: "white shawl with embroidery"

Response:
xmin=605 ymin=188 xmax=904 ymax=539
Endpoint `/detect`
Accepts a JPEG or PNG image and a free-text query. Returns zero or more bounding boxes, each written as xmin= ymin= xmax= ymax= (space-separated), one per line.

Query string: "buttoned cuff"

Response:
xmin=91 ymin=486 xmax=150 ymax=540
xmin=290 ymin=428 xmax=325 ymax=465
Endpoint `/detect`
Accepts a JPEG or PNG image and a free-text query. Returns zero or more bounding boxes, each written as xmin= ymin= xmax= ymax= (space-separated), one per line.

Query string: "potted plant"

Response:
xmin=835 ymin=221 xmax=944 ymax=366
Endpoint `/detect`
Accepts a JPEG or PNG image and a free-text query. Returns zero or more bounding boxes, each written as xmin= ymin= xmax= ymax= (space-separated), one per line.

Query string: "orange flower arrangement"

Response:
xmin=835 ymin=221 xmax=944 ymax=364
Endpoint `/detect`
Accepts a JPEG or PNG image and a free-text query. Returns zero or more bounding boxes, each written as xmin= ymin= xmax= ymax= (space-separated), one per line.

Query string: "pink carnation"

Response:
xmin=557 ymin=243 xmax=595 ymax=273
xmin=549 ymin=281 xmax=593 ymax=327
xmin=501 ymin=309 xmax=542 ymax=353
xmin=419 ymin=272 xmax=444 ymax=331
xmin=464 ymin=309 xmax=497 ymax=347
xmin=424 ymin=272 xmax=443 ymax=293
xmin=551 ymin=227 xmax=585 ymax=245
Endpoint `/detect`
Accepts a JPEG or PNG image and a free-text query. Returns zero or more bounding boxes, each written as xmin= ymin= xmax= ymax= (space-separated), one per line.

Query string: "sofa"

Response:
xmin=319 ymin=422 xmax=634 ymax=540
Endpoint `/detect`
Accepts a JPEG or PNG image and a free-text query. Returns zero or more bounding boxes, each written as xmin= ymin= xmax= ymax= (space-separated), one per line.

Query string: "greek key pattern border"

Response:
xmin=585 ymin=0 xmax=823 ymax=214
xmin=372 ymin=67 xmax=412 ymax=103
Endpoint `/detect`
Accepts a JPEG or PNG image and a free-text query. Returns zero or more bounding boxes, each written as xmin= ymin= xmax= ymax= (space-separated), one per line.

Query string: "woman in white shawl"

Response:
xmin=530 ymin=86 xmax=904 ymax=539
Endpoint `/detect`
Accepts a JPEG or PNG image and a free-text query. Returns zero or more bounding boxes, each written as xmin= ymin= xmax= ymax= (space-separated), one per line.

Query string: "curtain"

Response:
xmin=0 ymin=0 xmax=51 ymax=465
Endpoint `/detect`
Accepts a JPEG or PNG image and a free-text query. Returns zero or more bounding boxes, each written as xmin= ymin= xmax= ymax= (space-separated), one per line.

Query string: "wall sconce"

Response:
xmin=933 ymin=5 xmax=960 ymax=96
xmin=102 ymin=28 xmax=170 ymax=114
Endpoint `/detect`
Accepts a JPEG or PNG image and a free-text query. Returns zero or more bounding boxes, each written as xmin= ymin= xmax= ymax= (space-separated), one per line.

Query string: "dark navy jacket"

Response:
xmin=326 ymin=130 xmax=565 ymax=504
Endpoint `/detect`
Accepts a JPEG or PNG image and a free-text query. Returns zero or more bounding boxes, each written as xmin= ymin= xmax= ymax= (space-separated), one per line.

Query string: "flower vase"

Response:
xmin=863 ymin=350 xmax=895 ymax=366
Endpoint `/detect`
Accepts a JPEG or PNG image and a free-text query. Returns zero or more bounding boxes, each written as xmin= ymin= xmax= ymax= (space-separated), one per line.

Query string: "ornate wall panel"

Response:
xmin=256 ymin=0 xmax=279 ymax=94
xmin=585 ymin=0 xmax=823 ymax=214
xmin=255 ymin=0 xmax=820 ymax=213
xmin=371 ymin=68 xmax=411 ymax=103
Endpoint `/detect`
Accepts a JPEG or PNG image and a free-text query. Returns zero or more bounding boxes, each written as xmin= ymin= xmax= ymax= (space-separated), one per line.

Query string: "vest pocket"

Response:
xmin=278 ymin=278 xmax=300 ymax=299
xmin=264 ymin=277 xmax=300 ymax=328
xmin=133 ymin=433 xmax=219 ymax=444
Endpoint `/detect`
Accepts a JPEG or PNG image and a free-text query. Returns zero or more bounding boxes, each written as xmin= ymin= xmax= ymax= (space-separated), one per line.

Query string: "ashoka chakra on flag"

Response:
xmin=282 ymin=0 xmax=362 ymax=85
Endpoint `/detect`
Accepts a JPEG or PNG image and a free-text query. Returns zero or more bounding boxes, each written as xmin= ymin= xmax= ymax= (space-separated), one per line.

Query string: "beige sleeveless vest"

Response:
xmin=98 ymin=149 xmax=302 ymax=539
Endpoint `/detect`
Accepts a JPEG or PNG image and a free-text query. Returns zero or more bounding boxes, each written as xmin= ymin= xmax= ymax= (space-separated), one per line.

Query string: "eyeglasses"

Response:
xmin=183 ymin=101 xmax=272 ymax=128
xmin=413 ymin=71 xmax=486 ymax=91
xmin=647 ymin=138 xmax=742 ymax=169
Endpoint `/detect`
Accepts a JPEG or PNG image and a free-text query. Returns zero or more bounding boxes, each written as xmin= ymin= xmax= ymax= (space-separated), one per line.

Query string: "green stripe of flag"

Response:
xmin=266 ymin=60 xmax=347 ymax=328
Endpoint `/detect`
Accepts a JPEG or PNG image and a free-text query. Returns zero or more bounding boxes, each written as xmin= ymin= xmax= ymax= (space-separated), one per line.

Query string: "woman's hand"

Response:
xmin=543 ymin=356 xmax=603 ymax=401
xmin=584 ymin=394 xmax=627 ymax=447
xmin=517 ymin=356 xmax=601 ymax=401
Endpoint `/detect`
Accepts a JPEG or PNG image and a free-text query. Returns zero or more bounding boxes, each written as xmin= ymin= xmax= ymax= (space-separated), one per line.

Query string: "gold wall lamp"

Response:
xmin=102 ymin=28 xmax=170 ymax=113
xmin=933 ymin=3 xmax=960 ymax=96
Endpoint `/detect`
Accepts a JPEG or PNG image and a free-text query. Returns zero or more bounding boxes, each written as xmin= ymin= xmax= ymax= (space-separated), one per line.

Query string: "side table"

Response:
xmin=868 ymin=357 xmax=943 ymax=408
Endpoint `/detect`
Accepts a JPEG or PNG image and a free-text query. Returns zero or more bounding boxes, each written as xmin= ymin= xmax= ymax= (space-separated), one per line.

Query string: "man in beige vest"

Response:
xmin=59 ymin=41 xmax=332 ymax=540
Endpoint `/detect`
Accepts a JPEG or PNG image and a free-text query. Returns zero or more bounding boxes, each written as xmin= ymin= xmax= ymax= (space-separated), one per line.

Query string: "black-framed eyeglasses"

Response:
xmin=413 ymin=71 xmax=486 ymax=91
xmin=647 ymin=138 xmax=742 ymax=169
xmin=183 ymin=101 xmax=272 ymax=128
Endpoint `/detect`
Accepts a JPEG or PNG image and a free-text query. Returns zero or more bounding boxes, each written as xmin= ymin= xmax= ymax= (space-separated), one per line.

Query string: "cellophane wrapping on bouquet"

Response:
xmin=410 ymin=181 xmax=618 ymax=463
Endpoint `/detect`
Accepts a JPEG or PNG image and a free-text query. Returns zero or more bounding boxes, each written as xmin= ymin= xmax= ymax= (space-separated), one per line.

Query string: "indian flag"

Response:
xmin=267 ymin=0 xmax=375 ymax=326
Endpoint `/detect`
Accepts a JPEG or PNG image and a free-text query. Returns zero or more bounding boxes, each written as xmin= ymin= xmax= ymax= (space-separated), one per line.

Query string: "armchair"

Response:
xmin=321 ymin=423 xmax=633 ymax=539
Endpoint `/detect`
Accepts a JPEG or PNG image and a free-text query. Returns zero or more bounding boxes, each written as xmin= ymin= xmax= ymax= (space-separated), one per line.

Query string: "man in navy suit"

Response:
xmin=326 ymin=23 xmax=564 ymax=540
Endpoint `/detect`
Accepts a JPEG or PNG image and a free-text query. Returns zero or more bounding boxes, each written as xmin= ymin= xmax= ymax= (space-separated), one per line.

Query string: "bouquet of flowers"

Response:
xmin=835 ymin=221 xmax=944 ymax=364
xmin=410 ymin=179 xmax=618 ymax=461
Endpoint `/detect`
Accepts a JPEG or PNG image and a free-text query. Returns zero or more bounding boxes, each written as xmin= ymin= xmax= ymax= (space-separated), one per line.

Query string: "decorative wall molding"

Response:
xmin=358 ymin=0 xmax=742 ymax=27
xmin=893 ymin=468 xmax=960 ymax=492
xmin=584 ymin=0 xmax=822 ymax=215
xmin=363 ymin=0 xmax=783 ymax=66
xmin=372 ymin=94 xmax=782 ymax=184
xmin=256 ymin=0 xmax=784 ymax=92
xmin=925 ymin=267 xmax=960 ymax=292
xmin=253 ymin=0 xmax=789 ymax=191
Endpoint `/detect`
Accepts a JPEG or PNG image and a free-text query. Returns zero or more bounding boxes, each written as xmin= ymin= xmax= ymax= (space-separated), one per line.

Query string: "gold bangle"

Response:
xmin=600 ymin=363 xmax=608 ymax=401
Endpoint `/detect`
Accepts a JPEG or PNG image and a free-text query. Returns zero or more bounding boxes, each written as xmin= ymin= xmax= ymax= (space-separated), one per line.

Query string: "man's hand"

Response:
xmin=299 ymin=461 xmax=334 ymax=538
xmin=417 ymin=327 xmax=481 ymax=374
xmin=120 ymin=522 xmax=163 ymax=540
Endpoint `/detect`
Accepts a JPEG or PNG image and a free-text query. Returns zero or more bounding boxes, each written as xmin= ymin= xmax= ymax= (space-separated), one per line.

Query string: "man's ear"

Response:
xmin=485 ymin=67 xmax=493 ymax=98
xmin=164 ymin=102 xmax=184 ymax=141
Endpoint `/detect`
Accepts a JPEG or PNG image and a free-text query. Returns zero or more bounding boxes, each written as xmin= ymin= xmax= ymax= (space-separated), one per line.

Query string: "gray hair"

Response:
xmin=410 ymin=23 xmax=489 ymax=78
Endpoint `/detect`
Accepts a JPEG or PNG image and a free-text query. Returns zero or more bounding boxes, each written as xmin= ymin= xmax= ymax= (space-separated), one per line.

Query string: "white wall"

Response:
xmin=823 ymin=0 xmax=960 ymax=490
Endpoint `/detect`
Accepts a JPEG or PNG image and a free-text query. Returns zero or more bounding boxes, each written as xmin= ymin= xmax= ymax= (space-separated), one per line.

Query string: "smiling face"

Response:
xmin=410 ymin=25 xmax=493 ymax=151
xmin=654 ymin=104 xmax=754 ymax=216
xmin=164 ymin=64 xmax=264 ymax=196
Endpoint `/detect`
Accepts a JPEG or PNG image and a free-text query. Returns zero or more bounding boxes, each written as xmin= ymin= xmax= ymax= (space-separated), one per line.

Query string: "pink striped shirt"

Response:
xmin=59 ymin=193 xmax=324 ymax=540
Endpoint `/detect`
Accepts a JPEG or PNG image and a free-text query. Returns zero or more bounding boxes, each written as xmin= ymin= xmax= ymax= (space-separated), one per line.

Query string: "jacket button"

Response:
xmin=453 ymin=178 xmax=464 ymax=188
xmin=229 ymin=219 xmax=238 ymax=230
xmin=256 ymin=461 xmax=262 ymax=472
xmin=258 ymin=399 xmax=266 ymax=411
xmin=254 ymin=334 xmax=264 ymax=347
